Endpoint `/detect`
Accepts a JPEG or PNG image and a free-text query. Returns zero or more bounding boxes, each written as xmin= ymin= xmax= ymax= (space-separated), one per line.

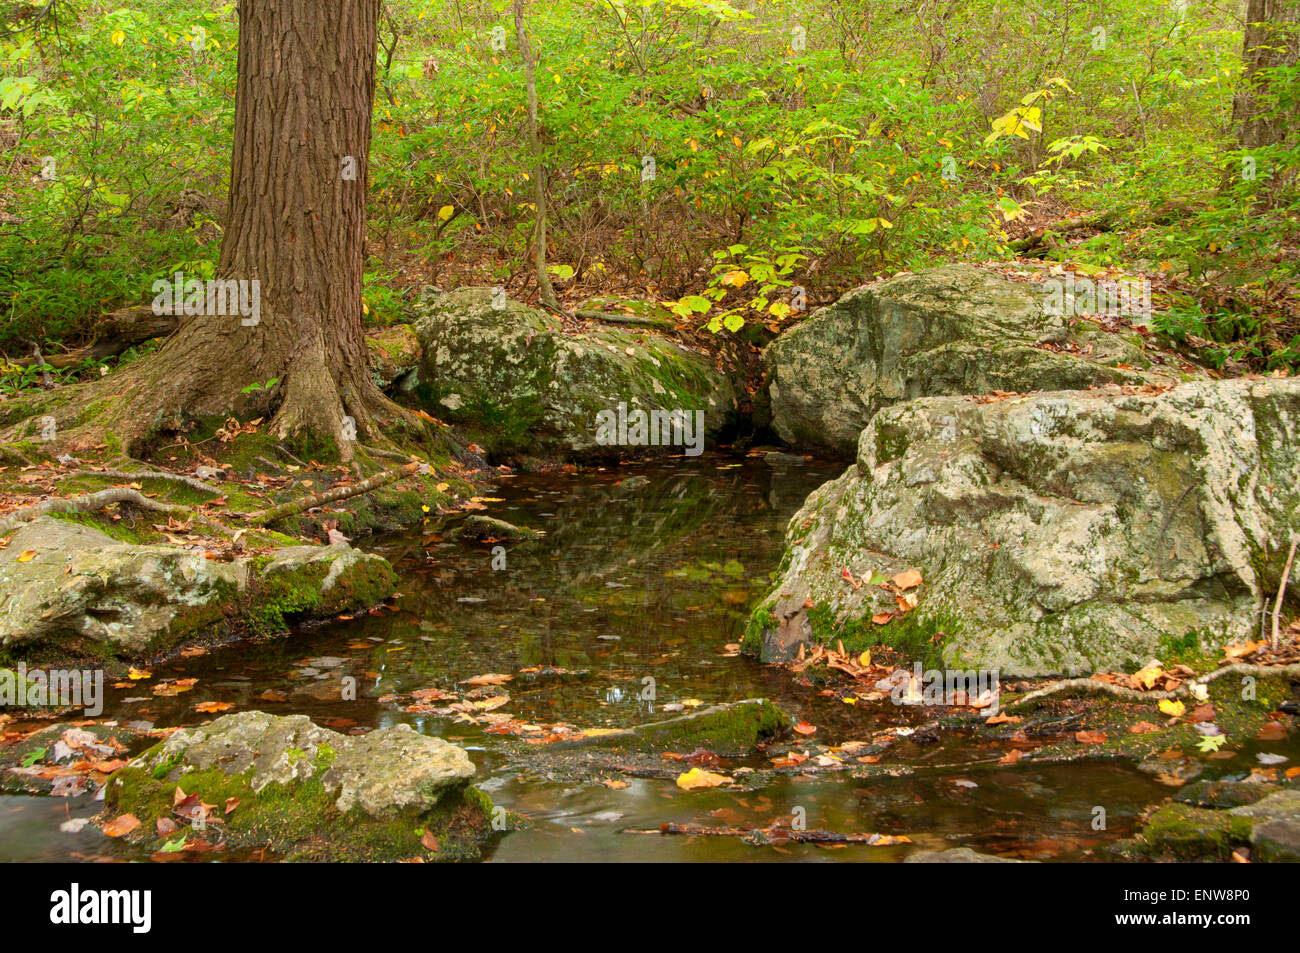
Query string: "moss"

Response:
xmin=244 ymin=552 xmax=396 ymax=636
xmin=563 ymin=699 xmax=788 ymax=757
xmin=47 ymin=510 xmax=161 ymax=544
xmin=104 ymin=754 xmax=496 ymax=862
xmin=1136 ymin=803 xmax=1254 ymax=861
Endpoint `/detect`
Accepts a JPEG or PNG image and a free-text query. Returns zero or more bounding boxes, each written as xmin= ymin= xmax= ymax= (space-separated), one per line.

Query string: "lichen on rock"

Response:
xmin=103 ymin=711 xmax=498 ymax=862
xmin=763 ymin=264 xmax=1185 ymax=456
xmin=748 ymin=377 xmax=1300 ymax=675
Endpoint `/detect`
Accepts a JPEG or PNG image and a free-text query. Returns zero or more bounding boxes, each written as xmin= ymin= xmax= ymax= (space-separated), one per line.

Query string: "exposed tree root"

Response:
xmin=66 ymin=469 xmax=221 ymax=495
xmin=0 ymin=488 xmax=192 ymax=536
xmin=1005 ymin=663 xmax=1300 ymax=711
xmin=1273 ymin=536 xmax=1298 ymax=650
xmin=249 ymin=463 xmax=418 ymax=525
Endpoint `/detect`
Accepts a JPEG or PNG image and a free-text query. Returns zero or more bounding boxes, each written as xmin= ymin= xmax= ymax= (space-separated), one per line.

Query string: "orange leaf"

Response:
xmin=103 ymin=814 xmax=141 ymax=838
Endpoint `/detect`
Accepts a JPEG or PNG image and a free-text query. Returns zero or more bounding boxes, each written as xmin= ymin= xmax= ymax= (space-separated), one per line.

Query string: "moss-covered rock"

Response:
xmin=366 ymin=324 xmax=422 ymax=391
xmin=763 ymin=263 xmax=1188 ymax=456
xmin=412 ymin=287 xmax=738 ymax=460
xmin=102 ymin=711 xmax=499 ymax=862
xmin=0 ymin=518 xmax=396 ymax=660
xmin=747 ymin=377 xmax=1300 ymax=674
xmin=551 ymin=698 xmax=788 ymax=757
xmin=1136 ymin=803 xmax=1255 ymax=860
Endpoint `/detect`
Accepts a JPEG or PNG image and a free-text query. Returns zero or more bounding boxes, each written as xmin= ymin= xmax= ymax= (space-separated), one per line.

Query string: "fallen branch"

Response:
xmin=625 ymin=822 xmax=910 ymax=847
xmin=249 ymin=463 xmax=417 ymax=525
xmin=5 ymin=305 xmax=179 ymax=370
xmin=1273 ymin=536 xmax=1298 ymax=651
xmin=0 ymin=488 xmax=191 ymax=536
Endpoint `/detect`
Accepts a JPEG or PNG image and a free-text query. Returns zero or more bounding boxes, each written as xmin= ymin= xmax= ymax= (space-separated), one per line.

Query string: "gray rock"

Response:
xmin=1251 ymin=820 xmax=1300 ymax=862
xmin=0 ymin=518 xmax=396 ymax=658
xmin=102 ymin=711 xmax=495 ymax=861
xmin=903 ymin=847 xmax=1032 ymax=863
xmin=1176 ymin=780 xmax=1279 ymax=809
xmin=413 ymin=288 xmax=738 ymax=459
xmin=747 ymin=378 xmax=1300 ymax=674
xmin=366 ymin=323 xmax=422 ymax=390
xmin=144 ymin=711 xmax=474 ymax=816
xmin=1229 ymin=789 xmax=1300 ymax=822
xmin=764 ymin=264 xmax=1180 ymax=455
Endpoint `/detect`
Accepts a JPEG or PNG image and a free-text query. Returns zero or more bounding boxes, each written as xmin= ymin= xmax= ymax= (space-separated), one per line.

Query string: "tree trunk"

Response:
xmin=16 ymin=0 xmax=398 ymax=461
xmin=514 ymin=0 xmax=559 ymax=310
xmin=1230 ymin=0 xmax=1300 ymax=204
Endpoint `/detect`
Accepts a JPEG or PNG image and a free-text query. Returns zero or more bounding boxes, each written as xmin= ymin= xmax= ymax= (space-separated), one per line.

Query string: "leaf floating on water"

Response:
xmin=194 ymin=701 xmax=234 ymax=714
xmin=793 ymin=721 xmax=817 ymax=736
xmin=462 ymin=673 xmax=513 ymax=687
xmin=676 ymin=768 xmax=730 ymax=790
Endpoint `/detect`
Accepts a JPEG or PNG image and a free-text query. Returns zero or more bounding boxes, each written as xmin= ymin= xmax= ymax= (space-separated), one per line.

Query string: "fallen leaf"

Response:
xmin=1075 ymin=730 xmax=1108 ymax=745
xmin=1128 ymin=721 xmax=1162 ymax=734
xmin=1158 ymin=698 xmax=1186 ymax=718
xmin=891 ymin=569 xmax=923 ymax=591
xmin=193 ymin=701 xmax=234 ymax=714
xmin=676 ymin=768 xmax=730 ymax=790
xmin=103 ymin=814 xmax=141 ymax=838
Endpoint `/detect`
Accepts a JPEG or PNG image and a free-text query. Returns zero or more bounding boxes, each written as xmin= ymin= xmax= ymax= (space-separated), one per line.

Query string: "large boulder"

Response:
xmin=103 ymin=711 xmax=497 ymax=861
xmin=366 ymin=324 xmax=422 ymax=391
xmin=413 ymin=288 xmax=738 ymax=459
xmin=0 ymin=518 xmax=397 ymax=659
xmin=745 ymin=378 xmax=1300 ymax=675
xmin=764 ymin=264 xmax=1184 ymax=455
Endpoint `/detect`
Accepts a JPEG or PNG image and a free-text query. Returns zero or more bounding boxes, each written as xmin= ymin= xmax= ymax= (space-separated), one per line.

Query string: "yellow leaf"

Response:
xmin=720 ymin=270 xmax=749 ymax=288
xmin=110 ymin=30 xmax=125 ymax=46
xmin=437 ymin=205 xmax=454 ymax=221
xmin=16 ymin=550 xmax=37 ymax=562
xmin=1158 ymin=699 xmax=1186 ymax=718
xmin=676 ymin=768 xmax=730 ymax=790
xmin=1133 ymin=664 xmax=1164 ymax=690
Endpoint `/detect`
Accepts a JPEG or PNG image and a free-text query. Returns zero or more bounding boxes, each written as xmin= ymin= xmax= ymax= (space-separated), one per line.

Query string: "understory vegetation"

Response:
xmin=2 ymin=0 xmax=1297 ymax=381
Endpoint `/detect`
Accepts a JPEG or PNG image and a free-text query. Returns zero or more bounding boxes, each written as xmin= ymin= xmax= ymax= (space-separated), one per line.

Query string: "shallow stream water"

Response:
xmin=0 ymin=456 xmax=1177 ymax=862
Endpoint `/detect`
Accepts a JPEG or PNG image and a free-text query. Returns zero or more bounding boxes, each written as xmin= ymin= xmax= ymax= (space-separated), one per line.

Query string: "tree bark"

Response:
xmin=1230 ymin=0 xmax=1300 ymax=204
xmin=514 ymin=0 xmax=559 ymax=310
xmin=9 ymin=0 xmax=401 ymax=461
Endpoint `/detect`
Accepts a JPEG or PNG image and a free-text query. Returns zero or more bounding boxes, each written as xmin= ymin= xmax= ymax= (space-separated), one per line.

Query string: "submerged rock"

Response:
xmin=549 ymin=698 xmax=788 ymax=757
xmin=764 ymin=264 xmax=1183 ymax=455
xmin=412 ymin=288 xmax=738 ymax=459
xmin=453 ymin=514 xmax=545 ymax=542
xmin=903 ymin=847 xmax=1032 ymax=863
xmin=0 ymin=518 xmax=397 ymax=659
xmin=103 ymin=711 xmax=497 ymax=861
xmin=746 ymin=378 xmax=1300 ymax=674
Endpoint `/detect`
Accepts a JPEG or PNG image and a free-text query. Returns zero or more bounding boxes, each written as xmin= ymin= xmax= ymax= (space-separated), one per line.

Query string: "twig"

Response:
xmin=0 ymin=488 xmax=191 ymax=535
xmin=1273 ymin=536 xmax=1298 ymax=651
xmin=249 ymin=463 xmax=417 ymax=525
